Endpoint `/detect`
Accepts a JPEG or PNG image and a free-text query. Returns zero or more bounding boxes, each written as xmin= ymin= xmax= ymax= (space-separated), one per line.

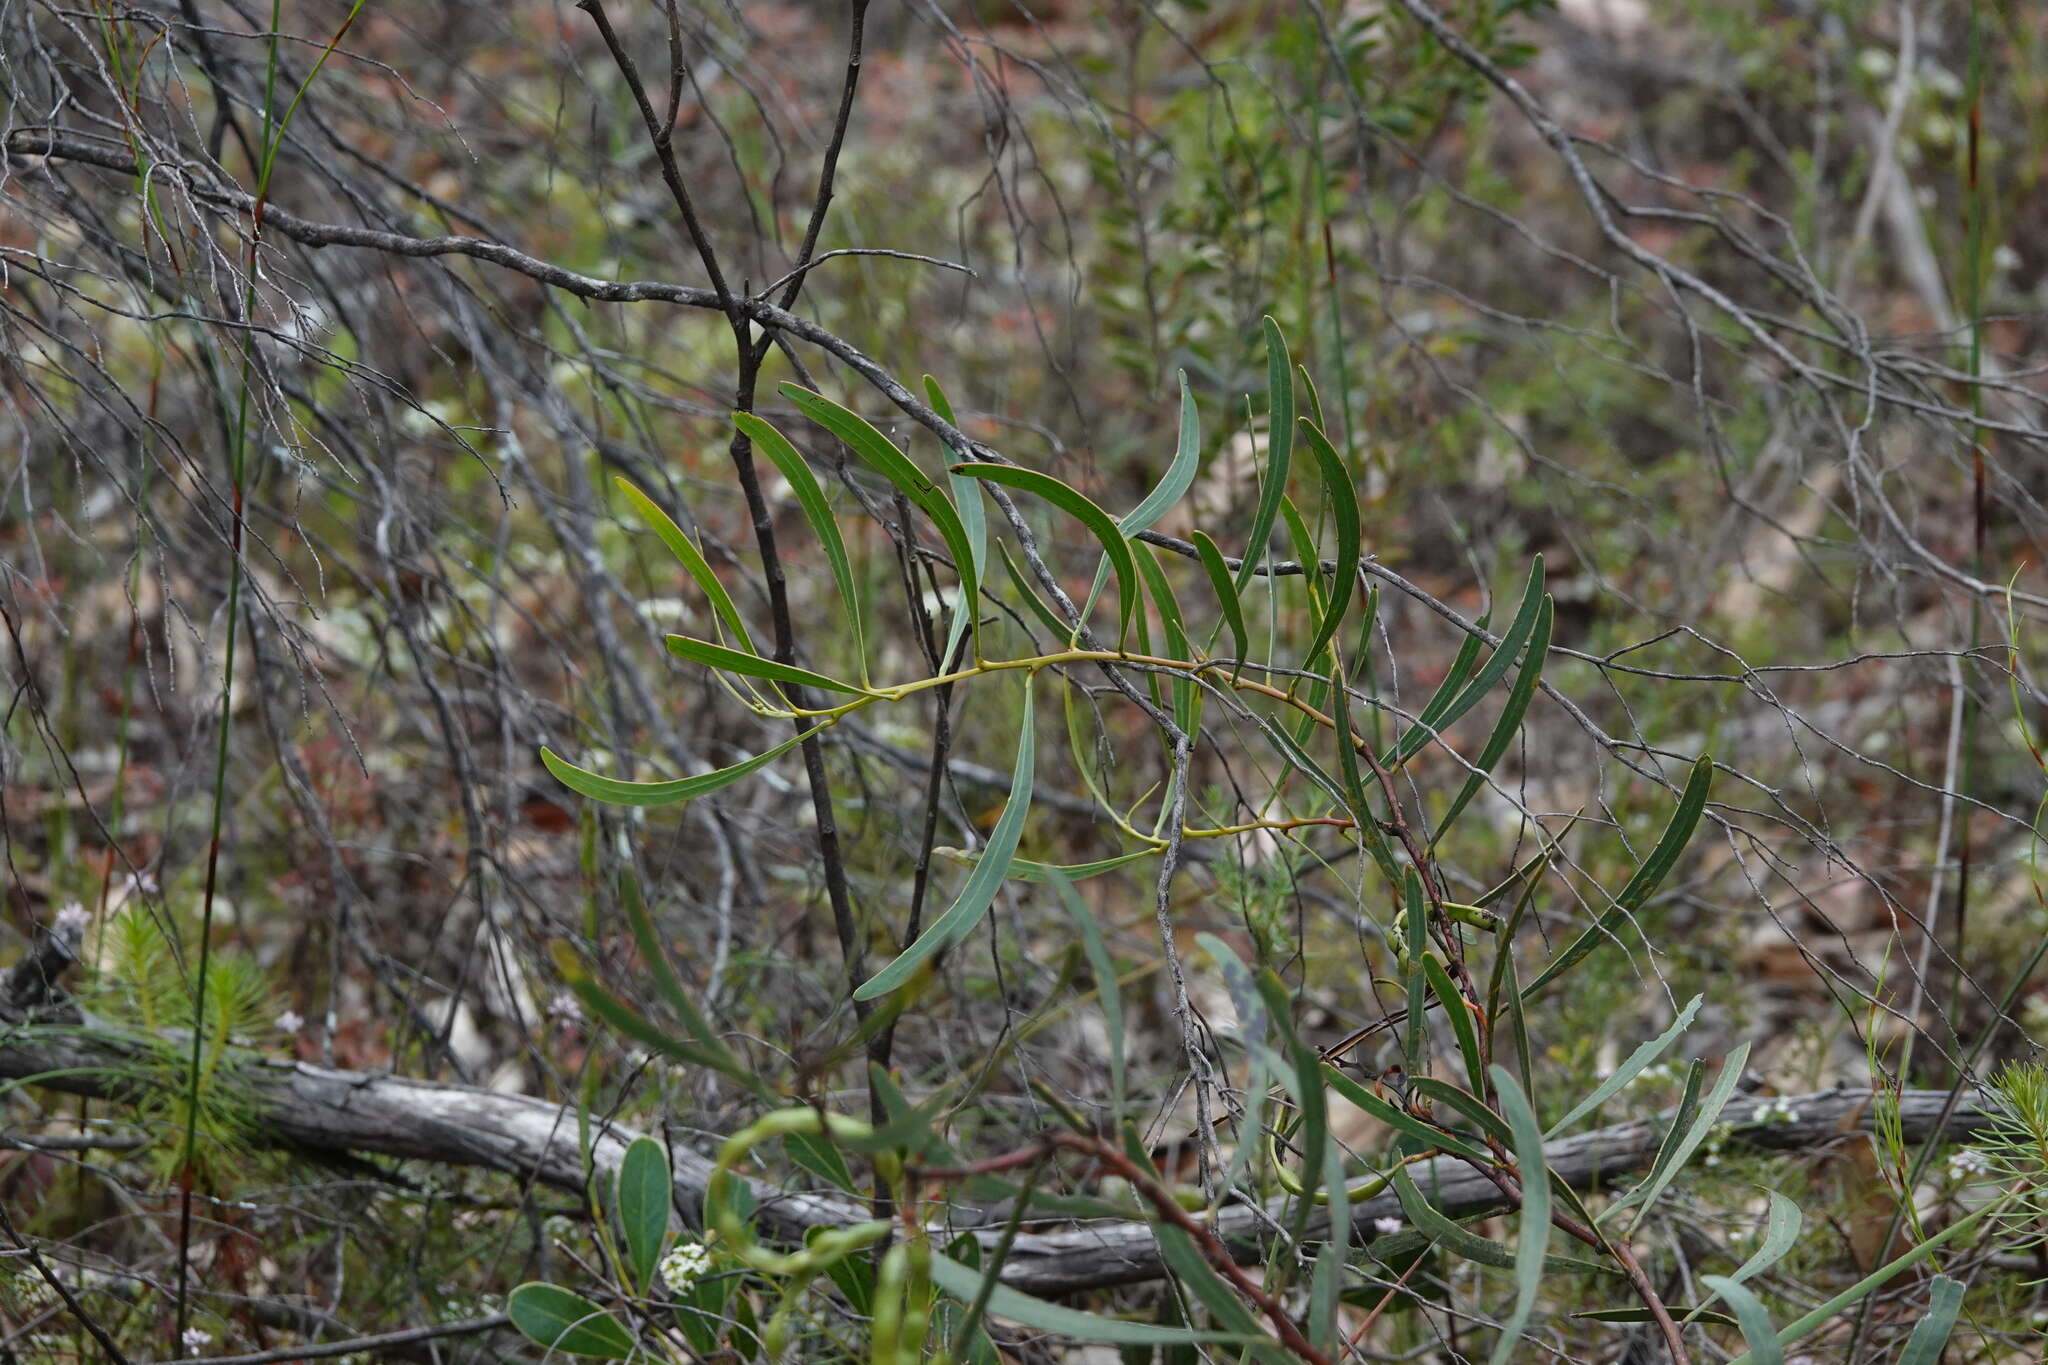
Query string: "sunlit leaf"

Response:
xmin=507 ymin=1283 xmax=636 ymax=1359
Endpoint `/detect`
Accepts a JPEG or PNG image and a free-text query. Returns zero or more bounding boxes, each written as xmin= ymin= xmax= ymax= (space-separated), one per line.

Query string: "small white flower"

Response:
xmin=1947 ymin=1147 xmax=1992 ymax=1180
xmin=53 ymin=902 xmax=90 ymax=935
xmin=1992 ymin=244 xmax=2022 ymax=273
xmin=275 ymin=1010 xmax=304 ymax=1035
xmin=546 ymin=992 xmax=584 ymax=1025
xmin=120 ymin=871 xmax=160 ymax=897
xmin=182 ymin=1327 xmax=213 ymax=1355
xmin=659 ymin=1241 xmax=715 ymax=1295
xmin=1371 ymin=1216 xmax=1403 ymax=1236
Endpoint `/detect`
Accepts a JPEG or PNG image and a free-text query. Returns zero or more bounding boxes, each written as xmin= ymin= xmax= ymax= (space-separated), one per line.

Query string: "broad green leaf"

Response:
xmin=784 ymin=1128 xmax=859 ymax=1194
xmin=1614 ymin=1042 xmax=1752 ymax=1227
xmin=665 ymin=633 xmax=869 ymax=697
xmin=1237 ymin=318 xmax=1295 ymax=593
xmin=616 ymin=1137 xmax=671 ymax=1294
xmin=614 ymin=477 xmax=756 ymax=654
xmin=1688 ymin=1190 xmax=1800 ymax=1322
xmin=783 ymin=383 xmax=981 ymax=655
xmin=1523 ymin=754 xmax=1714 ymax=1000
xmin=507 ymin=1282 xmax=636 ymax=1359
xmin=1548 ymin=994 xmax=1703 ymax=1137
xmin=1296 ymin=418 xmax=1361 ymax=667
xmin=1433 ymin=594 xmax=1553 ymax=841
xmin=1895 ymin=1274 xmax=1965 ymax=1365
xmin=732 ymin=412 xmax=869 ymax=685
xmin=1191 ymin=530 xmax=1247 ymax=670
xmin=1488 ymin=1066 xmax=1550 ymax=1365
xmin=855 ymin=680 xmax=1036 ymax=999
xmin=1387 ymin=558 xmax=1544 ymax=769
xmin=956 ymin=462 xmax=1139 ymax=646
xmin=928 ymin=1253 xmax=1266 ymax=1349
xmin=1703 ymin=1277 xmax=1781 ymax=1365
xmin=541 ymin=724 xmax=824 ymax=808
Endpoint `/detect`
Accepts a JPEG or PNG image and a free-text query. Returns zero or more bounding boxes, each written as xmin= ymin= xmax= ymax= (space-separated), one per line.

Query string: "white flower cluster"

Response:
xmin=182 ymin=1327 xmax=213 ymax=1355
xmin=1754 ymin=1097 xmax=1802 ymax=1125
xmin=1700 ymin=1122 xmax=1735 ymax=1168
xmin=659 ymin=1241 xmax=714 ymax=1295
xmin=1947 ymin=1146 xmax=1992 ymax=1181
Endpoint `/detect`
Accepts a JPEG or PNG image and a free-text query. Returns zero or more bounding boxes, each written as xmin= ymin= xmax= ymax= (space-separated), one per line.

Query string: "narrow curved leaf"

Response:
xmin=936 ymin=846 xmax=1154 ymax=882
xmin=615 ymin=477 xmax=755 ymax=654
xmin=855 ymin=680 xmax=1036 ymax=999
xmin=1896 ymin=1274 xmax=1965 ymax=1365
xmin=1387 ymin=558 xmax=1544 ymax=769
xmin=1488 ymin=1066 xmax=1550 ymax=1365
xmin=783 ymin=383 xmax=981 ymax=655
xmin=1616 ymin=1042 xmax=1752 ymax=1227
xmin=1237 ymin=318 xmax=1296 ymax=592
xmin=926 ymin=375 xmax=987 ymax=666
xmin=1549 ymin=994 xmax=1703 ymax=1137
xmin=1296 ymin=417 xmax=1360 ymax=667
xmin=954 ymin=463 xmax=1138 ymax=646
xmin=1192 ymin=529 xmax=1247 ymax=669
xmin=1121 ymin=370 xmax=1200 ymax=534
xmin=1434 ymin=594 xmax=1553 ymax=841
xmin=1688 ymin=1190 xmax=1800 ymax=1322
xmin=732 ymin=412 xmax=868 ymax=684
xmin=507 ymin=1282 xmax=636 ymax=1359
xmin=665 ymin=633 xmax=869 ymax=697
xmin=540 ymin=724 xmax=824 ymax=808
xmin=1523 ymin=754 xmax=1713 ymax=1000
xmin=929 ymin=1253 xmax=1265 ymax=1349
xmin=1702 ymin=1276 xmax=1782 ymax=1365
xmin=1422 ymin=952 xmax=1485 ymax=1093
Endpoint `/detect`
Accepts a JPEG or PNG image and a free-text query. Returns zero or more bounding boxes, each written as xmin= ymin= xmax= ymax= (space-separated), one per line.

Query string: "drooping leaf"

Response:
xmin=936 ymin=846 xmax=1154 ymax=882
xmin=855 ymin=680 xmax=1036 ymax=999
xmin=614 ymin=477 xmax=756 ymax=654
xmin=1687 ymin=1190 xmax=1801 ymax=1322
xmin=1614 ymin=1042 xmax=1752 ymax=1227
xmin=507 ymin=1283 xmax=637 ymax=1359
xmin=1895 ymin=1274 xmax=1965 ymax=1365
xmin=665 ymin=634 xmax=869 ymax=697
xmin=928 ymin=1253 xmax=1267 ymax=1349
xmin=541 ymin=724 xmax=825 ymax=808
xmin=1702 ymin=1276 xmax=1782 ymax=1365
xmin=956 ymin=462 xmax=1139 ymax=646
